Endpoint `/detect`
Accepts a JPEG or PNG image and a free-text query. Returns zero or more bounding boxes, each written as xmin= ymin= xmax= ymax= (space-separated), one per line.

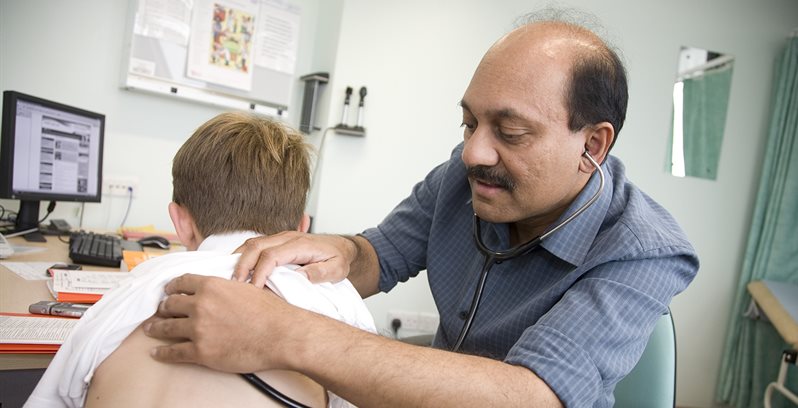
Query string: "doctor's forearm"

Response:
xmin=283 ymin=314 xmax=563 ymax=408
xmin=342 ymin=234 xmax=380 ymax=298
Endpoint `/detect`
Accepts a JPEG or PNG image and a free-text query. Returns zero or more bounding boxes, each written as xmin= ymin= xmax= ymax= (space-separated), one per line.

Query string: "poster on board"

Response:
xmin=133 ymin=0 xmax=192 ymax=46
xmin=187 ymin=0 xmax=259 ymax=91
xmin=255 ymin=0 xmax=301 ymax=74
xmin=122 ymin=0 xmax=301 ymax=113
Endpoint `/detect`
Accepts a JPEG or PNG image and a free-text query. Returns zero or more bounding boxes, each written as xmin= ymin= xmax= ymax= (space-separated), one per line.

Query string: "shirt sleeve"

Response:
xmin=362 ymin=147 xmax=461 ymax=292
xmin=505 ymin=248 xmax=698 ymax=406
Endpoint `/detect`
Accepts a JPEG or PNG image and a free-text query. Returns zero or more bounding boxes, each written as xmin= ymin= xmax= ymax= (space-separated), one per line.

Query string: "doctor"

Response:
xmin=145 ymin=14 xmax=698 ymax=407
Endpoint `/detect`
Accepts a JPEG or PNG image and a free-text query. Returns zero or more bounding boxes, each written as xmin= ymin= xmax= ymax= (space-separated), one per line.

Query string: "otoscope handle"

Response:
xmin=356 ymin=86 xmax=367 ymax=126
xmin=340 ymin=86 xmax=353 ymax=124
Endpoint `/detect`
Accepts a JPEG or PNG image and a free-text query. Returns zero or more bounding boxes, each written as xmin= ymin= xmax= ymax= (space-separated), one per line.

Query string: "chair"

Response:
xmin=400 ymin=313 xmax=678 ymax=407
xmin=614 ymin=312 xmax=677 ymax=408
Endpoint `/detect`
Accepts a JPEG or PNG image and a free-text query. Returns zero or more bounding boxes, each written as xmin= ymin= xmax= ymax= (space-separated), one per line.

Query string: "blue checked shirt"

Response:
xmin=362 ymin=143 xmax=698 ymax=407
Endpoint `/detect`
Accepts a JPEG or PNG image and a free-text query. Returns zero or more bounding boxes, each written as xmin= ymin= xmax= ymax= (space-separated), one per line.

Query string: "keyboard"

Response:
xmin=68 ymin=231 xmax=143 ymax=267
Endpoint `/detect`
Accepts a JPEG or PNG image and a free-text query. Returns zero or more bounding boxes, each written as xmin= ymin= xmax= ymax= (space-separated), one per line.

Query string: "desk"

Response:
xmin=0 ymin=234 xmax=173 ymax=370
xmin=747 ymin=280 xmax=798 ymax=408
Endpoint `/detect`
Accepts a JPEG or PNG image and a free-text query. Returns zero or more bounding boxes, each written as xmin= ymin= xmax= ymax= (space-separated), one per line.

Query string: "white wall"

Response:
xmin=313 ymin=1 xmax=798 ymax=407
xmin=3 ymin=1 xmax=798 ymax=407
xmin=0 ymin=0 xmax=338 ymax=231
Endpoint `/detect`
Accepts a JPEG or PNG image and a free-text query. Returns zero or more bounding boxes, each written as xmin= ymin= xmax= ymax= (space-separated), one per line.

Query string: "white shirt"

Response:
xmin=26 ymin=231 xmax=376 ymax=408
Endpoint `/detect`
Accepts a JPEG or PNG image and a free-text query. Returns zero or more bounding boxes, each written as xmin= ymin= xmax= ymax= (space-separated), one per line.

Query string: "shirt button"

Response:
xmin=458 ymin=311 xmax=468 ymax=320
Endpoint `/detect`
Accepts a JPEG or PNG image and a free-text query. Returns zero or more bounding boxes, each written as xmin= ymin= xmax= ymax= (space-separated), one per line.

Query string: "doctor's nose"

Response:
xmin=462 ymin=127 xmax=500 ymax=168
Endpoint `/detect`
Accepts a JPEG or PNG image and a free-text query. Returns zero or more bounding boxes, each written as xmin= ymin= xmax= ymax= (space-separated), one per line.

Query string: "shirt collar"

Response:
xmin=196 ymin=231 xmax=262 ymax=253
xmin=539 ymin=157 xmax=615 ymax=266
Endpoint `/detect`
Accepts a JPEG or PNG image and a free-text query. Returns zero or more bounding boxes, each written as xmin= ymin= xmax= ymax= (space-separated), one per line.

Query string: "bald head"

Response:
xmin=479 ymin=19 xmax=628 ymax=150
xmin=489 ymin=21 xmax=605 ymax=60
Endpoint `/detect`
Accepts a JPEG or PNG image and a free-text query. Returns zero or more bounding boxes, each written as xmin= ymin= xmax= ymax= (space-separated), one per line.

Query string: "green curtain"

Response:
xmin=716 ymin=36 xmax=798 ymax=408
xmin=681 ymin=65 xmax=733 ymax=180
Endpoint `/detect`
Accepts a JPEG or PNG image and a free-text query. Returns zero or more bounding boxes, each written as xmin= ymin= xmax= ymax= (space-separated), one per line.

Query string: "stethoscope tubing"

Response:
xmin=240 ymin=373 xmax=312 ymax=408
xmin=452 ymin=151 xmax=605 ymax=352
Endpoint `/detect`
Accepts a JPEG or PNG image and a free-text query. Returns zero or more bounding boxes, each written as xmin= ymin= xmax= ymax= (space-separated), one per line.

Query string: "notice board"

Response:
xmin=121 ymin=0 xmax=302 ymax=116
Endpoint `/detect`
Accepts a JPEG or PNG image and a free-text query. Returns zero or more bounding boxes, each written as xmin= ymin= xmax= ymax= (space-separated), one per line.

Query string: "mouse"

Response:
xmin=137 ymin=235 xmax=170 ymax=249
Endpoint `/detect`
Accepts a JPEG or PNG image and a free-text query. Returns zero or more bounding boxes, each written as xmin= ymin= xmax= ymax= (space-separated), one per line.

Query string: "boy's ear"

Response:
xmin=297 ymin=213 xmax=311 ymax=233
xmin=169 ymin=202 xmax=201 ymax=250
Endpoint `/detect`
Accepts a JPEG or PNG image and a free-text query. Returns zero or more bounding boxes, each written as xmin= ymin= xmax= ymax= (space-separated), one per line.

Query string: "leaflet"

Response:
xmin=0 ymin=314 xmax=78 ymax=345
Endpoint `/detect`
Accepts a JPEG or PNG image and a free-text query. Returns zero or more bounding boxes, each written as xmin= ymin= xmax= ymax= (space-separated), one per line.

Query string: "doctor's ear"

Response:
xmin=580 ymin=122 xmax=614 ymax=172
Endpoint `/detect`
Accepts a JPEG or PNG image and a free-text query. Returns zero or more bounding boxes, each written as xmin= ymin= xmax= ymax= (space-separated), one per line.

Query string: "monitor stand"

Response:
xmin=13 ymin=200 xmax=47 ymax=242
xmin=21 ymin=230 xmax=46 ymax=243
xmin=4 ymin=227 xmax=46 ymax=243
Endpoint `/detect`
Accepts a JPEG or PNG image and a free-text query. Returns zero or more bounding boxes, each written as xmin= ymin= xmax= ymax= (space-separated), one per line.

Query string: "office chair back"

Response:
xmin=613 ymin=312 xmax=677 ymax=408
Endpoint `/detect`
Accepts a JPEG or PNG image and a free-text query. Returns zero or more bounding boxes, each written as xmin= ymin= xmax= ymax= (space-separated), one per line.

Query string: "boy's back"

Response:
xmin=27 ymin=233 xmax=373 ymax=407
xmin=87 ymin=325 xmax=326 ymax=407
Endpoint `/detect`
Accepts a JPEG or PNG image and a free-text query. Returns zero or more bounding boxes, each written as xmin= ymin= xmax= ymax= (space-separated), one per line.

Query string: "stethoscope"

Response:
xmin=451 ymin=150 xmax=605 ymax=352
xmin=242 ymin=151 xmax=604 ymax=405
xmin=240 ymin=373 xmax=311 ymax=408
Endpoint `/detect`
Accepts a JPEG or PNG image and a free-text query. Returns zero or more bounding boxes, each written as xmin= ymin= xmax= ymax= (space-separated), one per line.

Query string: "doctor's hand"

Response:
xmin=144 ymin=273 xmax=303 ymax=373
xmin=233 ymin=231 xmax=358 ymax=288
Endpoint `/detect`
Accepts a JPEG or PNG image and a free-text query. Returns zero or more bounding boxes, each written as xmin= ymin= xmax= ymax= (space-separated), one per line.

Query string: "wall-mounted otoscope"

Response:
xmin=333 ymin=85 xmax=367 ymax=137
xmin=340 ymin=86 xmax=352 ymax=125
xmin=355 ymin=86 xmax=367 ymax=129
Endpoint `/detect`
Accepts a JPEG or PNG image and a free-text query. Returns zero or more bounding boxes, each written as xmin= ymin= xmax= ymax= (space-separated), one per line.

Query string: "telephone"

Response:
xmin=0 ymin=233 xmax=13 ymax=259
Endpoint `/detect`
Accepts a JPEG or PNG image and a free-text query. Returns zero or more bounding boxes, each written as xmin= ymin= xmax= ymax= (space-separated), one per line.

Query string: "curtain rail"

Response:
xmin=677 ymin=54 xmax=734 ymax=82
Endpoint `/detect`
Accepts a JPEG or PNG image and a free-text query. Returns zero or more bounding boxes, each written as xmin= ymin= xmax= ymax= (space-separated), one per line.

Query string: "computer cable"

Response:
xmin=57 ymin=232 xmax=72 ymax=244
xmin=37 ymin=201 xmax=56 ymax=224
xmin=0 ymin=204 xmax=13 ymax=222
xmin=79 ymin=202 xmax=86 ymax=229
xmin=119 ymin=187 xmax=133 ymax=228
xmin=0 ymin=205 xmax=16 ymax=232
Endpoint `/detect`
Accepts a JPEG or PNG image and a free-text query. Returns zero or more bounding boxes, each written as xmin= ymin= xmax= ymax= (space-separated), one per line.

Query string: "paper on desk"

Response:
xmin=10 ymin=245 xmax=47 ymax=256
xmin=47 ymin=270 xmax=130 ymax=303
xmin=52 ymin=269 xmax=129 ymax=294
xmin=1 ymin=261 xmax=61 ymax=280
xmin=0 ymin=314 xmax=78 ymax=345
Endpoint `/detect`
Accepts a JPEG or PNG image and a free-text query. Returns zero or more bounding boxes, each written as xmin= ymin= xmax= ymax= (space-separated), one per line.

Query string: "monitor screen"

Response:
xmin=0 ymin=91 xmax=105 ymax=236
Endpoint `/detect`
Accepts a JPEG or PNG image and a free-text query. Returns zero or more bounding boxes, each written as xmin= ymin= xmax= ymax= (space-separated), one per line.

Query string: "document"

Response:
xmin=52 ymin=269 xmax=129 ymax=293
xmin=1 ymin=261 xmax=61 ymax=280
xmin=254 ymin=0 xmax=301 ymax=74
xmin=133 ymin=0 xmax=193 ymax=45
xmin=49 ymin=269 xmax=130 ymax=303
xmin=0 ymin=314 xmax=78 ymax=345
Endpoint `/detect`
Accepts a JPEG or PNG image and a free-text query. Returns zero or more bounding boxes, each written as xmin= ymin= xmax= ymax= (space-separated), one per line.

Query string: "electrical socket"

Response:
xmin=386 ymin=310 xmax=440 ymax=334
xmin=104 ymin=176 xmax=139 ymax=198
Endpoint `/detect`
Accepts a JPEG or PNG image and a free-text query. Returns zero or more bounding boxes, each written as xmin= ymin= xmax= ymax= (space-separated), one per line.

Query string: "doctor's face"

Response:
xmin=460 ymin=26 xmax=591 ymax=234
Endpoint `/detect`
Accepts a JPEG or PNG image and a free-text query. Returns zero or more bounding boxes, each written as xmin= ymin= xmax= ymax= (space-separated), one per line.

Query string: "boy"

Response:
xmin=27 ymin=112 xmax=375 ymax=407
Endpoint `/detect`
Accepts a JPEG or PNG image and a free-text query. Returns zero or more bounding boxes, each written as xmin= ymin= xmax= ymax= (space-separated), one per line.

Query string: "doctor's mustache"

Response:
xmin=467 ymin=165 xmax=516 ymax=191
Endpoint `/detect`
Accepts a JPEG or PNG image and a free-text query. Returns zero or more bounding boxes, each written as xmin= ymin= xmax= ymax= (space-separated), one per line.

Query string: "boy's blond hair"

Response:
xmin=172 ymin=112 xmax=311 ymax=237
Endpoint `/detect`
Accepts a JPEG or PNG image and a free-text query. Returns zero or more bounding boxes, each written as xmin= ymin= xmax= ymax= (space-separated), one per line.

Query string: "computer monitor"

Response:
xmin=0 ymin=91 xmax=105 ymax=240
